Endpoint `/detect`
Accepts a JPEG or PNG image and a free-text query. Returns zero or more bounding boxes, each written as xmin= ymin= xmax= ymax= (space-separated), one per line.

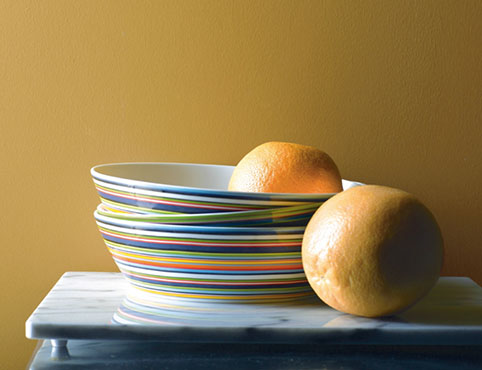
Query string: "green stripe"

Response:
xmin=130 ymin=280 xmax=311 ymax=293
xmin=105 ymin=240 xmax=301 ymax=258
xmin=101 ymin=198 xmax=181 ymax=214
xmin=100 ymin=226 xmax=302 ymax=244
xmin=98 ymin=202 xmax=322 ymax=223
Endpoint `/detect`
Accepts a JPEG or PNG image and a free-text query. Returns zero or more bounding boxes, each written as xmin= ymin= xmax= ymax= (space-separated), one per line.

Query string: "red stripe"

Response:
xmin=123 ymin=271 xmax=307 ymax=286
xmin=114 ymin=254 xmax=303 ymax=271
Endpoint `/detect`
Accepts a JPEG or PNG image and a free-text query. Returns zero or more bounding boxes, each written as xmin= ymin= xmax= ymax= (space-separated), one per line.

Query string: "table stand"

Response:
xmin=26 ymin=272 xmax=482 ymax=369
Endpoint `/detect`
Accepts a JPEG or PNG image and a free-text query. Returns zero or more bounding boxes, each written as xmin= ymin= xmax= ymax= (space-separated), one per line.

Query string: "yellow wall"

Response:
xmin=1 ymin=0 xmax=481 ymax=366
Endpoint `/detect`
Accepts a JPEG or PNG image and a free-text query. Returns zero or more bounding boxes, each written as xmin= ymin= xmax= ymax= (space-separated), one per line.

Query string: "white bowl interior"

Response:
xmin=93 ymin=163 xmax=234 ymax=190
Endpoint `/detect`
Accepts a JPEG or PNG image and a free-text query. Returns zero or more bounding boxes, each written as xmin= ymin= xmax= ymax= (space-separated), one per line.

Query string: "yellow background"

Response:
xmin=1 ymin=0 xmax=481 ymax=367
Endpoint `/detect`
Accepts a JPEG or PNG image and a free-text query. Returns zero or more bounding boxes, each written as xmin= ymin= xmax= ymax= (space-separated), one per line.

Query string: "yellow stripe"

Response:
xmin=133 ymin=286 xmax=311 ymax=300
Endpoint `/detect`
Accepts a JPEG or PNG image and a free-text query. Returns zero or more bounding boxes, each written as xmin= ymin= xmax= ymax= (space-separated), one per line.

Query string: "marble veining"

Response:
xmin=26 ymin=272 xmax=482 ymax=345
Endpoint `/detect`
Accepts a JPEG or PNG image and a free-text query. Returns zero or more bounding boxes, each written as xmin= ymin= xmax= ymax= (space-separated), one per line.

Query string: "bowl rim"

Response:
xmin=91 ymin=162 xmax=352 ymax=200
xmin=95 ymin=219 xmax=306 ymax=239
xmin=93 ymin=177 xmax=323 ymax=207
xmin=94 ymin=210 xmax=307 ymax=235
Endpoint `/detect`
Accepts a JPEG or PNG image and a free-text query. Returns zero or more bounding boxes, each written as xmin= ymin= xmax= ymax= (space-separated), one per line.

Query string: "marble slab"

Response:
xmin=26 ymin=272 xmax=482 ymax=345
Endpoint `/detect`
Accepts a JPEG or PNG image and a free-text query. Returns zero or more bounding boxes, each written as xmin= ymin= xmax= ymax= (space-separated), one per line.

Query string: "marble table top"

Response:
xmin=26 ymin=272 xmax=482 ymax=346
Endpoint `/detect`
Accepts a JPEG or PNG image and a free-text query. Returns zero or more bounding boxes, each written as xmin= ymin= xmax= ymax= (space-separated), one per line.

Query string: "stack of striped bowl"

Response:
xmin=92 ymin=163 xmax=362 ymax=305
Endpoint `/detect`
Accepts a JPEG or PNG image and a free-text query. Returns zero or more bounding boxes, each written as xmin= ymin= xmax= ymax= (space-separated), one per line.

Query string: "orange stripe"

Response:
xmin=114 ymin=255 xmax=303 ymax=271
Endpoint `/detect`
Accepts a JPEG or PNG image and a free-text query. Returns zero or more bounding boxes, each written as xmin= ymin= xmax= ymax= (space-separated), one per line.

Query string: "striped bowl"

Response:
xmin=91 ymin=163 xmax=361 ymax=214
xmin=95 ymin=210 xmax=315 ymax=302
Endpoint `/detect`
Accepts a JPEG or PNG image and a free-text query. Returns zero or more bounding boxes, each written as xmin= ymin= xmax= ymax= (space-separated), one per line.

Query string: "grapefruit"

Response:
xmin=228 ymin=142 xmax=343 ymax=193
xmin=302 ymin=185 xmax=444 ymax=317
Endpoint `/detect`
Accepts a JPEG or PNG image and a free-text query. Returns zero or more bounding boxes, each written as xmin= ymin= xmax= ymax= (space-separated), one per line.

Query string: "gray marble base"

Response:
xmin=28 ymin=340 xmax=482 ymax=370
xmin=26 ymin=272 xmax=482 ymax=347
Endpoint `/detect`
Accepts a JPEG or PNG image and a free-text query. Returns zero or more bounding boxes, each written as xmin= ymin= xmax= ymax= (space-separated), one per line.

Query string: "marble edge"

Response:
xmin=25 ymin=272 xmax=122 ymax=337
xmin=26 ymin=322 xmax=482 ymax=345
xmin=25 ymin=273 xmax=70 ymax=328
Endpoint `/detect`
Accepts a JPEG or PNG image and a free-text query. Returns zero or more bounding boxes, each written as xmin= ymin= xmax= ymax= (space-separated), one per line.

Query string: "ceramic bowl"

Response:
xmin=92 ymin=163 xmax=362 ymax=214
xmin=95 ymin=211 xmax=314 ymax=302
xmin=92 ymin=162 xmax=364 ymax=302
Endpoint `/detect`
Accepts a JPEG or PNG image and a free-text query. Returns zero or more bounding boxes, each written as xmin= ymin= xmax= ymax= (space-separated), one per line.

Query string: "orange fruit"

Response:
xmin=302 ymin=185 xmax=444 ymax=317
xmin=228 ymin=142 xmax=343 ymax=193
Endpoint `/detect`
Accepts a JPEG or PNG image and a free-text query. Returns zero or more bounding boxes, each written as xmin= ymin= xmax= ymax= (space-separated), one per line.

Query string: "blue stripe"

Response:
xmin=127 ymin=282 xmax=312 ymax=296
xmin=98 ymin=192 xmax=227 ymax=214
xmin=102 ymin=235 xmax=302 ymax=253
